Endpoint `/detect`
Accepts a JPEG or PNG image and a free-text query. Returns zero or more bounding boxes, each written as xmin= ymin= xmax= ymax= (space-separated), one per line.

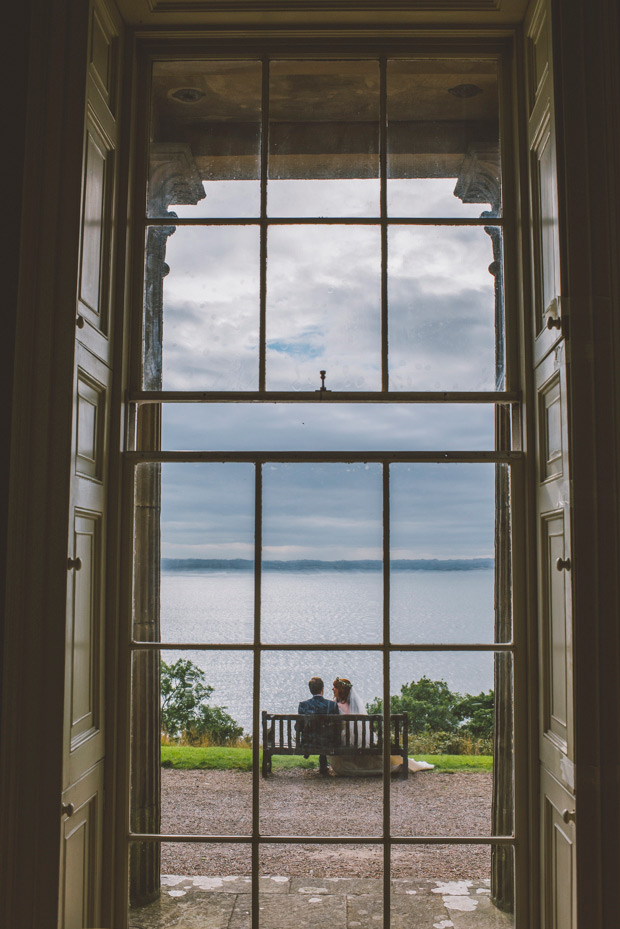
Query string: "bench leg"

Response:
xmin=262 ymin=751 xmax=271 ymax=777
xmin=402 ymin=755 xmax=408 ymax=780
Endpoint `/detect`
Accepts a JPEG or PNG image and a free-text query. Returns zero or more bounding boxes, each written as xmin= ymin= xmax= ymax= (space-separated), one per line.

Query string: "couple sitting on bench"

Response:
xmin=297 ymin=675 xmax=434 ymax=777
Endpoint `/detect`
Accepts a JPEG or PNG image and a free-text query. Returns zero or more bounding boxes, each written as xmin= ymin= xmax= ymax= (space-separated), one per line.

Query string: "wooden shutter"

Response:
xmin=526 ymin=2 xmax=576 ymax=927
xmin=59 ymin=3 xmax=121 ymax=926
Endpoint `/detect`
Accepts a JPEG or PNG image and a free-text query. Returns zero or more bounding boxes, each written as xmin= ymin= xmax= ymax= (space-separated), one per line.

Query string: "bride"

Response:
xmin=327 ymin=677 xmax=434 ymax=777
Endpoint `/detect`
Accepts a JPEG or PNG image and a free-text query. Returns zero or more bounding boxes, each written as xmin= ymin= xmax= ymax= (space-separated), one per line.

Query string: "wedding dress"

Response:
xmin=327 ymin=686 xmax=434 ymax=776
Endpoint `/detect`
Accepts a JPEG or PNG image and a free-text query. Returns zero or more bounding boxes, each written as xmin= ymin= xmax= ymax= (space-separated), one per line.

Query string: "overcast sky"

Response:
xmin=161 ymin=179 xmax=497 ymax=393
xmin=152 ymin=177 xmax=500 ymax=561
xmin=157 ymin=460 xmax=497 ymax=561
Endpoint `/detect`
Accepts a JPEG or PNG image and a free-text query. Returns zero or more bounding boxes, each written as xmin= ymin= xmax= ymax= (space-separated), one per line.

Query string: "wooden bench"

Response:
xmin=261 ymin=711 xmax=409 ymax=778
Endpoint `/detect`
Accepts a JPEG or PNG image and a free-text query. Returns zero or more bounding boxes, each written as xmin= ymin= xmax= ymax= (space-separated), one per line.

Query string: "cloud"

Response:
xmin=146 ymin=184 xmax=502 ymax=562
xmin=155 ymin=217 xmax=500 ymax=392
xmin=266 ymin=224 xmax=381 ymax=390
xmin=161 ymin=402 xmax=494 ymax=452
xmin=386 ymin=177 xmax=491 ymax=218
xmin=159 ymin=462 xmax=255 ymax=558
xmin=160 ymin=226 xmax=260 ymax=390
xmin=155 ymin=460 xmax=497 ymax=560
xmin=266 ymin=178 xmax=380 ymax=217
xmin=388 ymin=225 xmax=497 ymax=390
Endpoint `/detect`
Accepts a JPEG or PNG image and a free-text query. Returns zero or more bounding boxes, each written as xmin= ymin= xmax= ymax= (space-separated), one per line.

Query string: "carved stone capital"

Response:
xmin=148 ymin=143 xmax=206 ymax=216
xmin=454 ymin=145 xmax=501 ymax=215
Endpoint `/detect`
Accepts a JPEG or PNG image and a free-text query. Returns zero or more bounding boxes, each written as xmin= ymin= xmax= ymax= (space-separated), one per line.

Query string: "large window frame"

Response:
xmin=120 ymin=35 xmax=530 ymax=929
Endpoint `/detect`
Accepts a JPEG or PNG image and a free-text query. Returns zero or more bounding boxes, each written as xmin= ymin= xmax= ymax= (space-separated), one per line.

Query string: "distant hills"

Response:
xmin=161 ymin=558 xmax=493 ymax=572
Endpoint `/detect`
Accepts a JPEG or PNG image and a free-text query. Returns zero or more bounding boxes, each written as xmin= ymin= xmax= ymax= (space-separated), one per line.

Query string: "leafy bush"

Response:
xmin=367 ymin=676 xmax=495 ymax=752
xmin=161 ymin=658 xmax=244 ymax=746
xmin=408 ymin=731 xmax=493 ymax=756
xmin=454 ymin=691 xmax=495 ymax=739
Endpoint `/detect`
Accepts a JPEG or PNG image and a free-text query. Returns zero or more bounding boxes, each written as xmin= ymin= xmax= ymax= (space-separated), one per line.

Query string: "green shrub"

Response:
xmin=367 ymin=676 xmax=495 ymax=752
xmin=407 ymin=730 xmax=493 ymax=756
xmin=161 ymin=658 xmax=244 ymax=746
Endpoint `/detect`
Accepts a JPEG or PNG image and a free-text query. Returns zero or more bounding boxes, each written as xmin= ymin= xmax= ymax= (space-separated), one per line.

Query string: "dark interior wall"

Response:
xmin=1 ymin=1 xmax=33 ymax=725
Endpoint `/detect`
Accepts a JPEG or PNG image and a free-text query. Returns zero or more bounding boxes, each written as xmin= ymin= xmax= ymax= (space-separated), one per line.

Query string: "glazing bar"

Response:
xmin=382 ymin=460 xmax=391 ymax=926
xmin=252 ymin=462 xmax=263 ymax=929
xmin=129 ymin=833 xmax=516 ymax=846
xmin=131 ymin=390 xmax=519 ymax=403
xmin=127 ymin=450 xmax=521 ymax=464
xmin=130 ymin=642 xmax=516 ymax=651
xmin=380 ymin=56 xmax=388 ymax=393
xmin=258 ymin=58 xmax=269 ymax=394
xmin=143 ymin=216 xmax=504 ymax=227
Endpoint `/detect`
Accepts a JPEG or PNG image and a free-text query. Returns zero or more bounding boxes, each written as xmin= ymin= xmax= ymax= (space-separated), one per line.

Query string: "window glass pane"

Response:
xmin=260 ymin=650 xmax=384 ymax=836
xmin=391 ymin=845 xmax=515 ymax=927
xmin=159 ymin=403 xmax=496 ymax=451
xmin=388 ymin=225 xmax=501 ymax=391
xmin=268 ymin=60 xmax=380 ymax=217
xmin=387 ymin=59 xmax=501 ymax=218
xmin=390 ymin=463 xmax=510 ymax=644
xmin=266 ymin=225 xmax=381 ymax=391
xmin=262 ymin=463 xmax=382 ymax=643
xmin=133 ymin=462 xmax=255 ymax=644
xmin=389 ymin=651 xmax=513 ymax=837
xmin=130 ymin=650 xmax=253 ymax=837
xmin=148 ymin=60 xmax=262 ymax=219
xmin=143 ymin=225 xmax=260 ymax=391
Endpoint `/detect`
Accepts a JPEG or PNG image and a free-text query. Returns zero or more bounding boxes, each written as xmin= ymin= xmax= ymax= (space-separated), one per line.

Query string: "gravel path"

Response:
xmin=160 ymin=768 xmax=494 ymax=880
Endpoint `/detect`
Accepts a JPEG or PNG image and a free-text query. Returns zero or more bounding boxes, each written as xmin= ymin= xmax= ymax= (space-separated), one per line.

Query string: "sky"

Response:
xmin=156 ymin=460 xmax=498 ymax=561
xmin=146 ymin=177 xmax=502 ymax=562
xmin=159 ymin=179 xmax=498 ymax=394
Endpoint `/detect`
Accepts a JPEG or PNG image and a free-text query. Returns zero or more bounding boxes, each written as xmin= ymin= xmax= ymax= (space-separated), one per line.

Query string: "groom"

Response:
xmin=297 ymin=676 xmax=339 ymax=775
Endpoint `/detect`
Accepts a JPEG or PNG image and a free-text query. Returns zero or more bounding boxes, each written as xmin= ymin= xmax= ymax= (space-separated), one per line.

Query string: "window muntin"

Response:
xmin=129 ymin=47 xmax=518 ymax=929
xmin=142 ymin=57 xmax=505 ymax=395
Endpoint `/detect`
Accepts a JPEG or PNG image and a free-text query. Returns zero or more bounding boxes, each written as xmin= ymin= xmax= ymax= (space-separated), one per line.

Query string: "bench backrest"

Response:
xmin=262 ymin=712 xmax=408 ymax=754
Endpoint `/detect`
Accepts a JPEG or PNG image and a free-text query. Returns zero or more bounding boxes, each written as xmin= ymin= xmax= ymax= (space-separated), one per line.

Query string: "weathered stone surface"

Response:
xmin=130 ymin=876 xmax=512 ymax=928
xmin=129 ymin=890 xmax=236 ymax=929
xmin=228 ymin=891 xmax=346 ymax=929
xmin=163 ymin=874 xmax=252 ymax=895
xmin=346 ymin=892 xmax=383 ymax=927
xmin=392 ymin=877 xmax=440 ymax=895
xmin=391 ymin=892 xmax=451 ymax=929
xmin=290 ymin=876 xmax=382 ymax=896
xmin=446 ymin=890 xmax=514 ymax=928
xmin=258 ymin=876 xmax=293 ymax=894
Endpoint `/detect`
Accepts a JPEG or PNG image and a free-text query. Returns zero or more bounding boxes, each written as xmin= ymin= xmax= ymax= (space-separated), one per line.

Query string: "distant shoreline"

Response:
xmin=161 ymin=558 xmax=493 ymax=573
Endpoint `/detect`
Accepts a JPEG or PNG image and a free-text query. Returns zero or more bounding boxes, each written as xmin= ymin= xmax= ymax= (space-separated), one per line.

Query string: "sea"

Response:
xmin=159 ymin=561 xmax=499 ymax=735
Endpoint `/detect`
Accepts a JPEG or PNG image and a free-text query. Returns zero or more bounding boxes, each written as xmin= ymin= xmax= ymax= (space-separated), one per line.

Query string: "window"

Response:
xmin=126 ymin=47 xmax=521 ymax=929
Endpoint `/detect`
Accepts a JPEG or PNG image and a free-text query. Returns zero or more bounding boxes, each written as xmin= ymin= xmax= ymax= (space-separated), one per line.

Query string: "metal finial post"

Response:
xmin=319 ymin=370 xmax=326 ymax=391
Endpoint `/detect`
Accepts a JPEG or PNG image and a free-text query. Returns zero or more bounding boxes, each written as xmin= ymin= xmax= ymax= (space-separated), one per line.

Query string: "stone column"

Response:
xmin=456 ymin=149 xmax=514 ymax=912
xmin=130 ymin=147 xmax=204 ymax=906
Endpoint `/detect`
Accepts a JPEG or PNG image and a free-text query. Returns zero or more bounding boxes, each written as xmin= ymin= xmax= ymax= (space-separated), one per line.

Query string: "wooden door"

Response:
xmin=59 ymin=2 xmax=121 ymax=926
xmin=526 ymin=2 xmax=576 ymax=926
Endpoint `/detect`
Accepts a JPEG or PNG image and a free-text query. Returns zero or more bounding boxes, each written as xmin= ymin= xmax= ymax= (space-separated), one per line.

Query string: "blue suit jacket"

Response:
xmin=297 ymin=694 xmax=339 ymax=752
xmin=298 ymin=694 xmax=339 ymax=717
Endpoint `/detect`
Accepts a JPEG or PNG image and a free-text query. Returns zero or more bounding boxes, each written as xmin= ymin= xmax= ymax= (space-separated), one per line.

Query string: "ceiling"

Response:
xmin=116 ymin=0 xmax=530 ymax=29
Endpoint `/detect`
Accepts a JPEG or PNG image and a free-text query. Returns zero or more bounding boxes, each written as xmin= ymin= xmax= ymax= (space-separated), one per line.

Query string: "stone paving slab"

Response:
xmin=129 ymin=890 xmax=236 ymax=929
xmin=129 ymin=875 xmax=514 ymax=928
xmin=446 ymin=891 xmax=513 ymax=929
xmin=289 ymin=876 xmax=383 ymax=896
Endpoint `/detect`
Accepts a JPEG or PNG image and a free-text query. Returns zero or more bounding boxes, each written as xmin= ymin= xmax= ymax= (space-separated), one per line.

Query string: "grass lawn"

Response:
xmin=161 ymin=745 xmax=492 ymax=773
